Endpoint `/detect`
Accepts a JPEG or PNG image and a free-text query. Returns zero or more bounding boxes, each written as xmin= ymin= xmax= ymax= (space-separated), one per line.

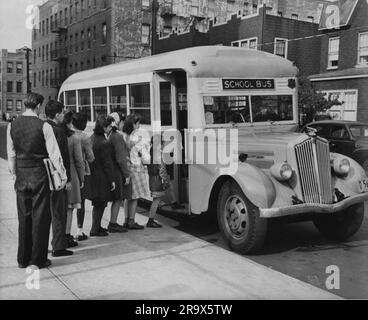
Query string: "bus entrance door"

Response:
xmin=154 ymin=72 xmax=188 ymax=211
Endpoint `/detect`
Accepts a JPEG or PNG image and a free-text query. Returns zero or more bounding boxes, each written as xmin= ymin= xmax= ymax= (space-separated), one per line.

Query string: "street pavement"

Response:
xmin=0 ymin=158 xmax=340 ymax=300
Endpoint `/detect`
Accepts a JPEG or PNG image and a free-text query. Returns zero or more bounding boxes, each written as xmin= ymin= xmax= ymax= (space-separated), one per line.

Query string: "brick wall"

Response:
xmin=263 ymin=14 xmax=321 ymax=77
xmin=319 ymin=0 xmax=368 ymax=73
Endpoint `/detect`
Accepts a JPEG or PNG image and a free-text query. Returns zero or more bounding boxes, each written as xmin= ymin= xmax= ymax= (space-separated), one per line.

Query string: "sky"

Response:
xmin=0 ymin=0 xmax=46 ymax=52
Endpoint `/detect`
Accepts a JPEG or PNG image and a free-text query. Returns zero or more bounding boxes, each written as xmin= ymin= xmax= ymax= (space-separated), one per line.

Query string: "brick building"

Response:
xmin=32 ymin=0 xmax=152 ymax=112
xmin=155 ymin=4 xmax=322 ymax=78
xmin=0 ymin=49 xmax=32 ymax=120
xmin=309 ymin=0 xmax=368 ymax=122
xmin=156 ymin=0 xmax=328 ymax=36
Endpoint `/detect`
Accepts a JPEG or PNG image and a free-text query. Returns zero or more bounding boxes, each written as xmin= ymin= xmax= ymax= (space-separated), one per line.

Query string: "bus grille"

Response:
xmin=294 ymin=138 xmax=333 ymax=204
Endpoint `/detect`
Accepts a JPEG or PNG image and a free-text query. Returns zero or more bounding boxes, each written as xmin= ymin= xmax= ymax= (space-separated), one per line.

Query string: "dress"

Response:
xmin=125 ymin=131 xmax=150 ymax=200
xmin=84 ymin=133 xmax=115 ymax=204
xmin=67 ymin=133 xmax=85 ymax=209
xmin=108 ymin=130 xmax=131 ymax=200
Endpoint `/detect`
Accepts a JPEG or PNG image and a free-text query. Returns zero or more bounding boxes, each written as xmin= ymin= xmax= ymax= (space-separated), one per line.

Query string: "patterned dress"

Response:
xmin=125 ymin=131 xmax=150 ymax=200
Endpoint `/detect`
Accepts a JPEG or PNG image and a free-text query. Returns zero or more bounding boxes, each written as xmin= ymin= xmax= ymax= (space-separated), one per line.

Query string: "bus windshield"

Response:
xmin=203 ymin=95 xmax=293 ymax=125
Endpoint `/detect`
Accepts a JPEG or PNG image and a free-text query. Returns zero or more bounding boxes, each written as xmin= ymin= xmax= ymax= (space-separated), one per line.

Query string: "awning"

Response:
xmin=309 ymin=67 xmax=368 ymax=82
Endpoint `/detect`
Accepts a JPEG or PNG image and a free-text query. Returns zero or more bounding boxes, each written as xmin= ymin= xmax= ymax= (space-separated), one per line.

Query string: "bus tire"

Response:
xmin=313 ymin=203 xmax=364 ymax=241
xmin=217 ymin=180 xmax=267 ymax=254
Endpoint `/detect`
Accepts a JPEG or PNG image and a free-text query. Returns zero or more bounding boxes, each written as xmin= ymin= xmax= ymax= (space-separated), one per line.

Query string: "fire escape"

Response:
xmin=50 ymin=18 xmax=68 ymax=89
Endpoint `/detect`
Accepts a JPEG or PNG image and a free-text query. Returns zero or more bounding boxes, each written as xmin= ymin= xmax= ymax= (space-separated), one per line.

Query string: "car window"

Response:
xmin=330 ymin=125 xmax=349 ymax=139
xmin=350 ymin=125 xmax=368 ymax=138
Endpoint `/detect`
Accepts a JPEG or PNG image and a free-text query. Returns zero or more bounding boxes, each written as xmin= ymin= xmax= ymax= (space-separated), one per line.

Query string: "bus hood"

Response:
xmin=236 ymin=130 xmax=305 ymax=150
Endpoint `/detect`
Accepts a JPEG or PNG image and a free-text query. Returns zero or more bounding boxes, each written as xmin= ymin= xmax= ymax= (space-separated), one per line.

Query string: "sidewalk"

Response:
xmin=0 ymin=158 xmax=341 ymax=300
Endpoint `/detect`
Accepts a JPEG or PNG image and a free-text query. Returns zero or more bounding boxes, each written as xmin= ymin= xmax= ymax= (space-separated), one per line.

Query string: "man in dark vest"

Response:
xmin=45 ymin=100 xmax=74 ymax=257
xmin=7 ymin=93 xmax=67 ymax=269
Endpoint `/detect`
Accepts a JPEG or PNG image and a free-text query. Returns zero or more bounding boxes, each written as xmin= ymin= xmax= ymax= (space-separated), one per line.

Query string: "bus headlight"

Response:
xmin=271 ymin=162 xmax=293 ymax=181
xmin=333 ymin=157 xmax=350 ymax=175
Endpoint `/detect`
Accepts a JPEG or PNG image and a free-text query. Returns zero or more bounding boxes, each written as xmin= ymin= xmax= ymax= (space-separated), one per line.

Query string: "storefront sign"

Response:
xmin=222 ymin=79 xmax=275 ymax=90
xmin=319 ymin=0 xmax=358 ymax=30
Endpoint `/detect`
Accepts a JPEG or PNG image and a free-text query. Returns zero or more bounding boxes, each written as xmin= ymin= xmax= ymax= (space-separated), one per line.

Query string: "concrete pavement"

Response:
xmin=0 ymin=158 xmax=341 ymax=300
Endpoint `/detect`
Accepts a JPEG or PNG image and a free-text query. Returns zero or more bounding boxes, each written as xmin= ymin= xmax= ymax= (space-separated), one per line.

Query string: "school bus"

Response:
xmin=59 ymin=46 xmax=368 ymax=254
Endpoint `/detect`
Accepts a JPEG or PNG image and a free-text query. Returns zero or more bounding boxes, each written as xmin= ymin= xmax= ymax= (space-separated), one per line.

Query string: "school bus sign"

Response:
xmin=319 ymin=0 xmax=358 ymax=30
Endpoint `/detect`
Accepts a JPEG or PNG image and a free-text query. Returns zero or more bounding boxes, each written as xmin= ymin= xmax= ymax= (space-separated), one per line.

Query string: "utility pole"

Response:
xmin=151 ymin=0 xmax=159 ymax=55
xmin=21 ymin=47 xmax=31 ymax=93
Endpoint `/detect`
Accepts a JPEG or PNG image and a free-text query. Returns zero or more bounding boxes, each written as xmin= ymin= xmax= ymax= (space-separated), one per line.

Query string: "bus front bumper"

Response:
xmin=259 ymin=193 xmax=368 ymax=218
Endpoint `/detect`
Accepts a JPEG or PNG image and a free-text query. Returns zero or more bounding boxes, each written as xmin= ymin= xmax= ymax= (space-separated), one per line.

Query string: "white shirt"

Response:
xmin=7 ymin=109 xmax=67 ymax=182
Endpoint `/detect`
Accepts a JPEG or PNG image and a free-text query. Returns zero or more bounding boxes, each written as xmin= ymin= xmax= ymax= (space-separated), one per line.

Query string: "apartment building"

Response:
xmin=32 ymin=0 xmax=152 ymax=113
xmin=309 ymin=0 xmax=368 ymax=122
xmin=0 ymin=49 xmax=31 ymax=120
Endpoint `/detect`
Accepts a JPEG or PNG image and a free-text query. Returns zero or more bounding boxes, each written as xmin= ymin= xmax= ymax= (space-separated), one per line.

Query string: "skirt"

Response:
xmin=130 ymin=169 xmax=150 ymax=200
xmin=67 ymin=164 xmax=81 ymax=208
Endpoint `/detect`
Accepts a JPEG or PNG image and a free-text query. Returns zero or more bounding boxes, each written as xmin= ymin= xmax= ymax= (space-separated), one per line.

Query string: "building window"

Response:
xmin=46 ymin=18 xmax=49 ymax=34
xmin=163 ymin=26 xmax=172 ymax=37
xmin=7 ymin=62 xmax=13 ymax=73
xmin=141 ymin=24 xmax=150 ymax=44
xmin=358 ymin=32 xmax=368 ymax=66
xmin=33 ymin=50 xmax=36 ymax=64
xmin=231 ymin=37 xmax=258 ymax=50
xmin=142 ymin=0 xmax=150 ymax=8
xmin=75 ymin=33 xmax=79 ymax=52
xmin=93 ymin=25 xmax=97 ymax=40
xmin=46 ymin=44 xmax=49 ymax=61
xmin=328 ymin=37 xmax=340 ymax=69
xmin=34 ymin=73 xmax=37 ymax=88
xmin=81 ymin=30 xmax=85 ymax=51
xmin=16 ymin=100 xmax=22 ymax=111
xmin=102 ymin=23 xmax=107 ymax=44
xmin=42 ymin=70 xmax=45 ymax=86
xmin=7 ymin=100 xmax=13 ymax=111
xmin=87 ymin=28 xmax=91 ymax=49
xmin=7 ymin=81 xmax=13 ymax=92
xmin=16 ymin=82 xmax=22 ymax=93
xmin=274 ymin=38 xmax=288 ymax=58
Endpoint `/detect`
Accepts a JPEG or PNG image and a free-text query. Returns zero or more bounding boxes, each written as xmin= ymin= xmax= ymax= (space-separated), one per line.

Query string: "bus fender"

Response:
xmin=222 ymin=163 xmax=277 ymax=209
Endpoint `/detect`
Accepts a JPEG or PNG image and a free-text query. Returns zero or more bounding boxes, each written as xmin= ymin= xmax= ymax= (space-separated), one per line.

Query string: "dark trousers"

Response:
xmin=50 ymin=189 xmax=67 ymax=251
xmin=15 ymin=167 xmax=51 ymax=267
xmin=90 ymin=200 xmax=107 ymax=233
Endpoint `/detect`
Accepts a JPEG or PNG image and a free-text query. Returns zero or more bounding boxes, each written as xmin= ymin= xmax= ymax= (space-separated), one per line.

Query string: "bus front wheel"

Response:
xmin=313 ymin=203 xmax=364 ymax=241
xmin=217 ymin=181 xmax=267 ymax=254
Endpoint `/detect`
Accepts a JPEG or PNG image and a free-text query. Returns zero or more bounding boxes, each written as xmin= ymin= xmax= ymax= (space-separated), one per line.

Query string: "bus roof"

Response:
xmin=59 ymin=46 xmax=298 ymax=92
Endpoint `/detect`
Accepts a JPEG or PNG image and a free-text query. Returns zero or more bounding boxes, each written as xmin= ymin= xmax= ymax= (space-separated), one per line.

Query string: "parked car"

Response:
xmin=301 ymin=120 xmax=368 ymax=172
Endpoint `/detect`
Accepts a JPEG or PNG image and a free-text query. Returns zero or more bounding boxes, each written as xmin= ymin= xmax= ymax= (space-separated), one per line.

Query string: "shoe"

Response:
xmin=90 ymin=230 xmax=109 ymax=237
xmin=67 ymin=237 xmax=78 ymax=248
xmin=146 ymin=220 xmax=162 ymax=228
xmin=52 ymin=249 xmax=74 ymax=257
xmin=38 ymin=259 xmax=52 ymax=269
xmin=127 ymin=222 xmax=145 ymax=230
xmin=108 ymin=223 xmax=128 ymax=233
xmin=171 ymin=202 xmax=185 ymax=210
xmin=76 ymin=233 xmax=88 ymax=241
xmin=122 ymin=222 xmax=129 ymax=228
xmin=18 ymin=263 xmax=29 ymax=269
xmin=99 ymin=226 xmax=108 ymax=233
